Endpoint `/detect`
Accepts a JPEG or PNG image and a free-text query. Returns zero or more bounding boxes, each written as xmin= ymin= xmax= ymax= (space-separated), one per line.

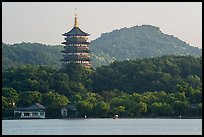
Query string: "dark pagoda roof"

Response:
xmin=63 ymin=27 xmax=90 ymax=36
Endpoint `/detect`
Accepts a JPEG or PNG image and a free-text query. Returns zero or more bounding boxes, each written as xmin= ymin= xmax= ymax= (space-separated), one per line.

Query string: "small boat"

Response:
xmin=113 ymin=115 xmax=118 ymax=119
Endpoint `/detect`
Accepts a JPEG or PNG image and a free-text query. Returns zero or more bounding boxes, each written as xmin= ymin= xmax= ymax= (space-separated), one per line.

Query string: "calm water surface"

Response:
xmin=2 ymin=118 xmax=202 ymax=135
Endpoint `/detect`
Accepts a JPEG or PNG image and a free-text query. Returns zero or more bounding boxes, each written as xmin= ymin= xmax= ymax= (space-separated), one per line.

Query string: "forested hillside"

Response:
xmin=90 ymin=25 xmax=202 ymax=67
xmin=2 ymin=42 xmax=62 ymax=70
xmin=2 ymin=25 xmax=202 ymax=69
xmin=2 ymin=55 xmax=202 ymax=118
xmin=92 ymin=55 xmax=202 ymax=93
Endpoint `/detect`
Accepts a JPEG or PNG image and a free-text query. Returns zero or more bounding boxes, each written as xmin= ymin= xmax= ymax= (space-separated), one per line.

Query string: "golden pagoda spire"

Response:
xmin=74 ymin=8 xmax=78 ymax=27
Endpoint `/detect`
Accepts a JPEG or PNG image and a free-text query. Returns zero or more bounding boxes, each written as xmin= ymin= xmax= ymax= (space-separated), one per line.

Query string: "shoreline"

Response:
xmin=2 ymin=116 xmax=202 ymax=120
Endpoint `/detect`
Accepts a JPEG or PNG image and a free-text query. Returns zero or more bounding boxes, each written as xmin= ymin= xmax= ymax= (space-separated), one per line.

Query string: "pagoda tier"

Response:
xmin=61 ymin=61 xmax=91 ymax=68
xmin=61 ymin=58 xmax=90 ymax=61
xmin=63 ymin=53 xmax=90 ymax=58
xmin=61 ymin=47 xmax=90 ymax=53
xmin=61 ymin=37 xmax=90 ymax=45
xmin=61 ymin=13 xmax=91 ymax=68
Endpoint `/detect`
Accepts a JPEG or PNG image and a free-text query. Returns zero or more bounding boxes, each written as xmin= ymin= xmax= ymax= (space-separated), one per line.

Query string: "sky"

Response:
xmin=2 ymin=2 xmax=202 ymax=48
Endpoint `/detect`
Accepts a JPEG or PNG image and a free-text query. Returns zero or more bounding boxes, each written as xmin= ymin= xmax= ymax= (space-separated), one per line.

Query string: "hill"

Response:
xmin=2 ymin=42 xmax=63 ymax=70
xmin=90 ymin=25 xmax=202 ymax=67
xmin=2 ymin=25 xmax=202 ymax=69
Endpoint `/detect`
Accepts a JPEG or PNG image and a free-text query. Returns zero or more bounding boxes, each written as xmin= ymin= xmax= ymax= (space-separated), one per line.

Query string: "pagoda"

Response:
xmin=61 ymin=12 xmax=91 ymax=68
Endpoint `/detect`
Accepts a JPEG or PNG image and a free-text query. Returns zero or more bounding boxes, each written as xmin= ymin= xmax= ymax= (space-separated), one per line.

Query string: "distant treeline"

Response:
xmin=2 ymin=55 xmax=202 ymax=118
xmin=2 ymin=42 xmax=63 ymax=70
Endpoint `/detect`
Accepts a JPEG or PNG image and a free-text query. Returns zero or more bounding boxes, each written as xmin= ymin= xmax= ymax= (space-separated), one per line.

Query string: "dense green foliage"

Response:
xmin=2 ymin=25 xmax=202 ymax=70
xmin=92 ymin=55 xmax=202 ymax=93
xmin=2 ymin=42 xmax=62 ymax=70
xmin=2 ymin=55 xmax=202 ymax=118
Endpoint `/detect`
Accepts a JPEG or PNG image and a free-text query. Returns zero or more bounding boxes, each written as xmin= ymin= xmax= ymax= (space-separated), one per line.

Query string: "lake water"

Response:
xmin=2 ymin=118 xmax=202 ymax=135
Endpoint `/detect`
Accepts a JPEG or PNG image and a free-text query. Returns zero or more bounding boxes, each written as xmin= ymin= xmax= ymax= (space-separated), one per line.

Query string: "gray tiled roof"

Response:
xmin=16 ymin=103 xmax=45 ymax=111
xmin=63 ymin=27 xmax=90 ymax=36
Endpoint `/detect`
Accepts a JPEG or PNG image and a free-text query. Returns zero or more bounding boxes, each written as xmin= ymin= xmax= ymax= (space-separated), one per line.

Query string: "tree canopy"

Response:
xmin=2 ymin=55 xmax=202 ymax=118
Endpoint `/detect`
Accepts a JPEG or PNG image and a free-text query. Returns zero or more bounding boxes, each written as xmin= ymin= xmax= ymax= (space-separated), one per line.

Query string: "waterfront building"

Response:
xmin=14 ymin=103 xmax=45 ymax=119
xmin=61 ymin=104 xmax=78 ymax=118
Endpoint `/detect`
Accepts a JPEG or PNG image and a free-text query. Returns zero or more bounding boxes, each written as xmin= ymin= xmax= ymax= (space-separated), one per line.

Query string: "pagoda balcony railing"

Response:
xmin=62 ymin=61 xmax=91 ymax=67
xmin=64 ymin=46 xmax=89 ymax=50
xmin=65 ymin=35 xmax=88 ymax=38
xmin=60 ymin=58 xmax=90 ymax=61
xmin=65 ymin=36 xmax=88 ymax=41
xmin=64 ymin=44 xmax=89 ymax=47
xmin=63 ymin=54 xmax=90 ymax=58
xmin=64 ymin=37 xmax=87 ymax=42
xmin=61 ymin=50 xmax=90 ymax=53
xmin=62 ymin=61 xmax=91 ymax=64
xmin=61 ymin=41 xmax=90 ymax=45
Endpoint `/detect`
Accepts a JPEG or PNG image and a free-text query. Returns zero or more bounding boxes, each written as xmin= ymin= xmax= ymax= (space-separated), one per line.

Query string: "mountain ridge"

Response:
xmin=90 ymin=25 xmax=201 ymax=67
xmin=2 ymin=25 xmax=202 ymax=70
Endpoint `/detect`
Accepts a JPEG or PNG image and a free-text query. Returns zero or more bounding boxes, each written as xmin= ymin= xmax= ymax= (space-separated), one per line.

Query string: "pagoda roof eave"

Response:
xmin=63 ymin=27 xmax=90 ymax=36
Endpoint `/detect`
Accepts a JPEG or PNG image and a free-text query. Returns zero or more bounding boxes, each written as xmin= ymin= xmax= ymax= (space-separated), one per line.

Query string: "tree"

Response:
xmin=185 ymin=75 xmax=202 ymax=88
xmin=195 ymin=103 xmax=202 ymax=116
xmin=42 ymin=91 xmax=69 ymax=107
xmin=172 ymin=101 xmax=190 ymax=116
xmin=92 ymin=101 xmax=110 ymax=117
xmin=2 ymin=97 xmax=9 ymax=109
xmin=128 ymin=101 xmax=148 ymax=117
xmin=2 ymin=87 xmax=19 ymax=106
xmin=138 ymin=102 xmax=148 ymax=115
xmin=17 ymin=91 xmax=42 ymax=107
xmin=42 ymin=91 xmax=69 ymax=118
xmin=70 ymin=93 xmax=83 ymax=103
xmin=76 ymin=100 xmax=93 ymax=117
xmin=2 ymin=96 xmax=15 ymax=118
xmin=150 ymin=102 xmax=173 ymax=116
xmin=111 ymin=106 xmax=126 ymax=117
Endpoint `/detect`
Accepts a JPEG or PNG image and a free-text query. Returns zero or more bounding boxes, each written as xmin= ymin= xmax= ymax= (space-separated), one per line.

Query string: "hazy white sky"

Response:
xmin=2 ymin=2 xmax=202 ymax=48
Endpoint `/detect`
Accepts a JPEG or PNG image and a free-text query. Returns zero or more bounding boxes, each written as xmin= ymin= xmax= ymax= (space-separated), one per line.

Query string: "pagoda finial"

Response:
xmin=74 ymin=8 xmax=78 ymax=27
